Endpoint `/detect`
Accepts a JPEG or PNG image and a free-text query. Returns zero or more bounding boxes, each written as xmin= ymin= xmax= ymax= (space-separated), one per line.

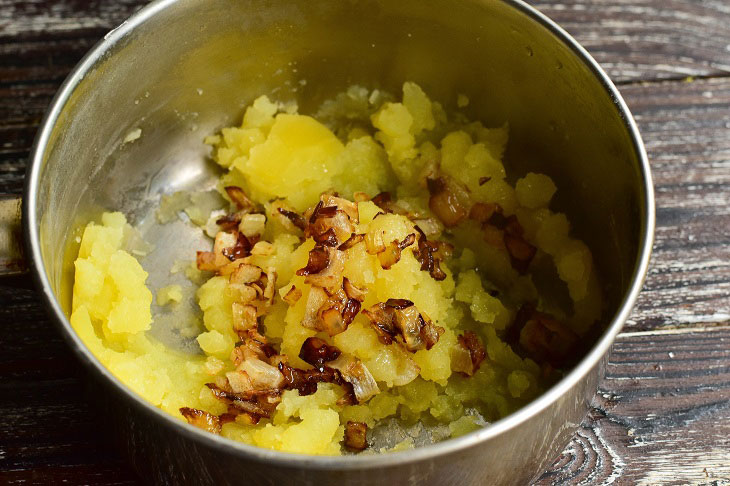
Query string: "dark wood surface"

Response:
xmin=2 ymin=0 xmax=730 ymax=484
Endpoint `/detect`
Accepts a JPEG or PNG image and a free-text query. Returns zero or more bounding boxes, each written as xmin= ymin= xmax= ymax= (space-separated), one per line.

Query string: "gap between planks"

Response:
xmin=617 ymin=323 xmax=730 ymax=338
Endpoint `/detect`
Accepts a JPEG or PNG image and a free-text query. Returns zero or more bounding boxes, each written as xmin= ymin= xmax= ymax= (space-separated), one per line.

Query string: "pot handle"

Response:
xmin=0 ymin=195 xmax=27 ymax=276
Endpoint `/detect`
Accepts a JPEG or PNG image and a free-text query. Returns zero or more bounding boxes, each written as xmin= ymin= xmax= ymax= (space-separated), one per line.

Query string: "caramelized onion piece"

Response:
xmin=304 ymin=248 xmax=345 ymax=290
xmin=343 ymin=278 xmax=366 ymax=302
xmin=180 ymin=407 xmax=222 ymax=434
xmin=362 ymin=303 xmax=399 ymax=345
xmin=237 ymin=358 xmax=284 ymax=390
xmin=371 ymin=192 xmax=392 ymax=210
xmin=377 ymin=233 xmax=416 ymax=270
xmin=453 ymin=331 xmax=486 ymax=376
xmin=225 ymin=186 xmax=256 ymax=211
xmin=344 ymin=421 xmax=368 ymax=451
xmin=502 ymin=216 xmax=536 ymax=274
xmin=222 ymin=232 xmax=252 ymax=262
xmin=313 ymin=228 xmax=339 ymax=247
xmin=206 ymin=383 xmax=280 ymax=418
xmin=427 ymin=177 xmax=466 ymax=227
xmin=262 ymin=267 xmax=277 ymax=305
xmin=323 ymin=195 xmax=359 ymax=223
xmin=364 ymin=301 xmax=443 ymax=352
xmin=278 ymin=362 xmax=344 ymax=396
xmin=364 ymin=230 xmax=386 ymax=255
xmin=342 ymin=298 xmax=361 ymax=326
xmin=283 ymin=285 xmax=302 ymax=306
xmin=385 ymin=298 xmax=414 ymax=310
xmin=412 ymin=226 xmax=450 ymax=281
xmin=469 ymin=202 xmax=499 ymax=224
xmin=216 ymin=213 xmax=242 ymax=231
xmin=299 ymin=337 xmax=342 ymax=370
xmin=232 ymin=303 xmax=258 ymax=332
xmin=338 ymin=233 xmax=365 ymax=251
xmin=518 ymin=309 xmax=578 ymax=365
xmin=301 ymin=287 xmax=330 ymax=330
xmin=296 ymin=246 xmax=330 ymax=276
xmin=229 ymin=263 xmax=262 ymax=285
xmin=277 ymin=207 xmax=307 ymax=231
xmin=231 ymin=330 xmax=278 ymax=364
xmin=318 ymin=305 xmax=348 ymax=336
xmin=196 ymin=251 xmax=217 ymax=271
xmin=328 ymin=355 xmax=380 ymax=402
xmin=310 ymin=201 xmax=338 ymax=223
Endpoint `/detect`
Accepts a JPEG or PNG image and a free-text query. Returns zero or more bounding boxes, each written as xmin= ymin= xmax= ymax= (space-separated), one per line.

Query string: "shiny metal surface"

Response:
xmin=23 ymin=0 xmax=654 ymax=484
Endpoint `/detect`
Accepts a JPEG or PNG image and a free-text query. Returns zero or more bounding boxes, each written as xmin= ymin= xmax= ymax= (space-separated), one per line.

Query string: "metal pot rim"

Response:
xmin=23 ymin=0 xmax=654 ymax=470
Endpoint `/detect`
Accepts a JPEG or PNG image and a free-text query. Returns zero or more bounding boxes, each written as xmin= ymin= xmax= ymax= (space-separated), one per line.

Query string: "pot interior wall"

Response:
xmin=37 ymin=0 xmax=644 ymax=351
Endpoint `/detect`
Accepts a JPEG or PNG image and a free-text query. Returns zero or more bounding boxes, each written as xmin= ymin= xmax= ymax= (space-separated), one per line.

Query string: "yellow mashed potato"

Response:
xmin=70 ymin=82 xmax=601 ymax=455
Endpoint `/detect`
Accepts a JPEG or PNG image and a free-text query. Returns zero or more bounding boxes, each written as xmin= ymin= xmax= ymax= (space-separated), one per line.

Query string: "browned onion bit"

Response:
xmin=343 ymin=277 xmax=366 ymax=302
xmin=224 ymin=186 xmax=256 ymax=211
xmin=283 ymin=285 xmax=302 ymax=305
xmin=412 ymin=226 xmax=448 ymax=281
xmin=508 ymin=305 xmax=578 ymax=366
xmin=233 ymin=329 xmax=279 ymax=361
xmin=371 ymin=191 xmax=392 ymax=209
xmin=205 ymin=383 xmax=280 ymax=418
xmin=338 ymin=233 xmax=365 ymax=251
xmin=362 ymin=303 xmax=399 ymax=345
xmin=310 ymin=201 xmax=339 ymax=223
xmin=398 ymin=233 xmax=416 ymax=249
xmin=221 ymin=232 xmax=252 ymax=261
xmin=363 ymin=301 xmax=443 ymax=351
xmin=377 ymin=233 xmax=416 ymax=270
xmin=344 ymin=421 xmax=368 ymax=451
xmin=427 ymin=176 xmax=466 ymax=227
xmin=180 ymin=407 xmax=222 ymax=434
xmin=458 ymin=330 xmax=486 ymax=374
xmin=342 ymin=298 xmax=361 ymax=325
xmin=385 ymin=298 xmax=414 ymax=310
xmin=299 ymin=337 xmax=342 ymax=370
xmin=296 ymin=246 xmax=330 ymax=276
xmin=336 ymin=383 xmax=357 ymax=406
xmin=277 ymin=207 xmax=307 ymax=231
xmin=502 ymin=215 xmax=536 ymax=274
xmin=313 ymin=228 xmax=339 ymax=247
xmin=478 ymin=176 xmax=492 ymax=186
xmin=277 ymin=362 xmax=344 ymax=396
xmin=469 ymin=202 xmax=499 ymax=224
xmin=216 ymin=213 xmax=242 ymax=231
xmin=196 ymin=251 xmax=217 ymax=271
xmin=418 ymin=314 xmax=443 ymax=351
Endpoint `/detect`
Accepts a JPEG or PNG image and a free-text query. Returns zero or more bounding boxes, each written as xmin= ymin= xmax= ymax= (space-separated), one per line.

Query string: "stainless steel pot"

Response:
xmin=9 ymin=0 xmax=654 ymax=484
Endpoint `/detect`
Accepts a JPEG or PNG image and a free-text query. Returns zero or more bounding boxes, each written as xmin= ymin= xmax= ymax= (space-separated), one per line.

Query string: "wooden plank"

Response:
xmin=533 ymin=0 xmax=730 ymax=83
xmin=618 ymin=77 xmax=730 ymax=331
xmin=535 ymin=327 xmax=730 ymax=485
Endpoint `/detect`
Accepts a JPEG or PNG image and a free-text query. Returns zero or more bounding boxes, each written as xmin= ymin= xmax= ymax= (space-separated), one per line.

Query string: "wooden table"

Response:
xmin=2 ymin=1 xmax=729 ymax=484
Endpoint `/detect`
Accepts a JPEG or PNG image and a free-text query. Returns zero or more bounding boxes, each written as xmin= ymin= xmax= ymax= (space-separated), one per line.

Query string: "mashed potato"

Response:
xmin=70 ymin=82 xmax=601 ymax=455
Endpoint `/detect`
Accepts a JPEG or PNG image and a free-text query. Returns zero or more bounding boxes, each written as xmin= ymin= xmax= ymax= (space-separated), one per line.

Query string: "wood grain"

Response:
xmin=620 ymin=76 xmax=730 ymax=331
xmin=536 ymin=327 xmax=730 ymax=485
xmin=2 ymin=0 xmax=730 ymax=485
xmin=534 ymin=0 xmax=730 ymax=83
